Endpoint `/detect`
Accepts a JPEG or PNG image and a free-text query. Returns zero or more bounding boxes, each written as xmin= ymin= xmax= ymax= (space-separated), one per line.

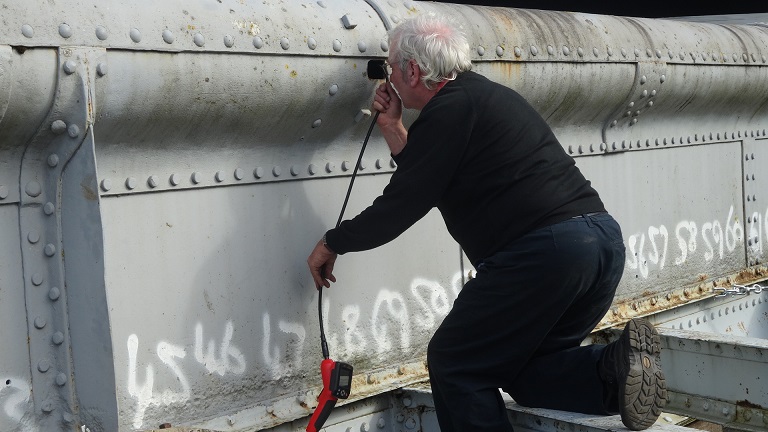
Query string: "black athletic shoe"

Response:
xmin=605 ymin=318 xmax=667 ymax=430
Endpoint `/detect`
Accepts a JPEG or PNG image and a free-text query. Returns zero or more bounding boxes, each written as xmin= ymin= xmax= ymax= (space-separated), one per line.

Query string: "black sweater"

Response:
xmin=326 ymin=71 xmax=605 ymax=265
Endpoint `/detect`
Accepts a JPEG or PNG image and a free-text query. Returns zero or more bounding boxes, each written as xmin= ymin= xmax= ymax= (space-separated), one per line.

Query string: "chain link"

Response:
xmin=713 ymin=284 xmax=765 ymax=297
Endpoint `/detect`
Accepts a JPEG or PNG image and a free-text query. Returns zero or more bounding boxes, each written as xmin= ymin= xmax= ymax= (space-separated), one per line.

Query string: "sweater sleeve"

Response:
xmin=325 ymin=86 xmax=475 ymax=254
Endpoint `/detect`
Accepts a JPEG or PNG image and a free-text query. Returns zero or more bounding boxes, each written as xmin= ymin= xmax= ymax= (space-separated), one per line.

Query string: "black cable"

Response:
xmin=319 ymin=110 xmax=382 ymax=360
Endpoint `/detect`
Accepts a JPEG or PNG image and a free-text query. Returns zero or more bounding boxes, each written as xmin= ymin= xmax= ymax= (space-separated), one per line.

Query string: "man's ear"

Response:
xmin=406 ymin=59 xmax=421 ymax=88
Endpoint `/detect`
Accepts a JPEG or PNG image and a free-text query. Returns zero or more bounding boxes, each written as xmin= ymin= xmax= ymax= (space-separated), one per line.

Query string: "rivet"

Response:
xmin=43 ymin=202 xmax=55 ymax=215
xmin=0 ymin=185 xmax=7 ymax=200
xmin=147 ymin=176 xmax=159 ymax=188
xmin=624 ymin=111 xmax=631 ymax=117
xmin=56 ymin=373 xmax=67 ymax=386
xmin=130 ymin=28 xmax=142 ymax=43
xmin=341 ymin=14 xmax=357 ymax=29
xmin=647 ymin=100 xmax=654 ymax=107
xmin=402 ymin=396 xmax=412 ymax=407
xmin=34 ymin=316 xmax=46 ymax=329
xmin=381 ymin=40 xmax=389 ymax=52
xmin=44 ymin=244 xmax=56 ymax=257
xmin=125 ymin=177 xmax=138 ymax=190
xmin=333 ymin=39 xmax=342 ymax=52
xmin=577 ymin=47 xmax=584 ymax=57
xmin=357 ymin=41 xmax=367 ymax=53
xmin=252 ymin=167 xmax=264 ymax=179
xmin=634 ymin=48 xmax=641 ymax=57
xmin=280 ymin=37 xmax=290 ymax=50
xmin=162 ymin=29 xmax=174 ymax=44
xmin=272 ymin=166 xmax=282 ymax=177
xmin=95 ymin=26 xmax=108 ymax=41
xmin=477 ymin=46 xmax=485 ymax=56
xmin=224 ymin=35 xmax=235 ymax=48
xmin=193 ymin=33 xmax=205 ymax=47
xmin=52 ymin=331 xmax=64 ymax=345
xmin=325 ymin=163 xmax=335 ymax=173
xmin=234 ymin=168 xmax=244 ymax=180
xmin=38 ymin=360 xmax=51 ymax=373
xmin=607 ymin=47 xmax=614 ymax=57
xmin=41 ymin=401 xmax=54 ymax=413
xmin=651 ymin=90 xmax=657 ymax=96
xmin=631 ymin=118 xmax=638 ymax=125
xmin=655 ymin=49 xmax=662 ymax=58
xmin=21 ymin=24 xmax=34 ymax=38
xmin=497 ymin=46 xmax=504 ymax=57
xmin=342 ymin=161 xmax=351 ymax=171
xmin=96 ymin=63 xmax=107 ymax=77
xmin=621 ymin=48 xmax=627 ymax=57
xmin=375 ymin=159 xmax=383 ymax=169
xmin=593 ymin=47 xmax=599 ymax=57
xmin=68 ymin=124 xmax=80 ymax=138
xmin=49 ymin=286 xmax=61 ymax=301
xmin=329 ymin=84 xmax=339 ymax=96
xmin=568 ymin=145 xmax=573 ymax=154
xmin=63 ymin=60 xmax=77 ymax=75
xmin=169 ymin=174 xmax=180 ymax=186
xmin=308 ymin=164 xmax=317 ymax=175
xmin=377 ymin=418 xmax=387 ymax=428
xmin=404 ymin=418 xmax=417 ymax=429
xmin=51 ymin=120 xmax=67 ymax=135
xmin=610 ymin=120 xmax=617 ymax=127
xmin=600 ymin=143 xmax=607 ymax=151
xmin=59 ymin=23 xmax=73 ymax=39
xmin=307 ymin=37 xmax=317 ymax=50
xmin=290 ymin=166 xmax=300 ymax=176
xmin=562 ymin=46 xmax=570 ymax=56
xmin=253 ymin=36 xmax=264 ymax=49
xmin=646 ymin=48 xmax=652 ymax=57
xmin=28 ymin=230 xmax=40 ymax=244
xmin=390 ymin=158 xmax=397 ymax=168
xmin=191 ymin=172 xmax=202 ymax=184
xmin=660 ymin=75 xmax=666 ymax=83
xmin=628 ymin=101 xmax=635 ymax=108
xmin=547 ymin=45 xmax=554 ymax=55
xmin=732 ymin=53 xmax=738 ymax=62
xmin=530 ymin=45 xmax=538 ymax=56
xmin=361 ymin=423 xmax=370 ymax=432
xmin=26 ymin=181 xmax=42 ymax=197
xmin=640 ymin=75 xmax=647 ymax=84
xmin=47 ymin=154 xmax=60 ymax=167
xmin=215 ymin=171 xmax=225 ymax=182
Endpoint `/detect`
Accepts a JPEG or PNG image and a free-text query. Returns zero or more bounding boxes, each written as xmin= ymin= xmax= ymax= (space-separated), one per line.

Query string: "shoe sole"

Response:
xmin=619 ymin=318 xmax=668 ymax=430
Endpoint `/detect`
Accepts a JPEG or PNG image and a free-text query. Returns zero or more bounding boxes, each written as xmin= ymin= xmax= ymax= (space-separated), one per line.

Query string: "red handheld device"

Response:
xmin=306 ymin=359 xmax=353 ymax=432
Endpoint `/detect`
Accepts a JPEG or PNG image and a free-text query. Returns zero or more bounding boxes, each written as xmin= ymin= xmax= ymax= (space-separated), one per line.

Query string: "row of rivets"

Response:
xmin=19 ymin=23 xmax=386 ymax=54
xmin=568 ymin=129 xmax=768 ymax=156
xmin=100 ymin=158 xmax=398 ymax=192
xmin=488 ymin=43 xmax=768 ymax=64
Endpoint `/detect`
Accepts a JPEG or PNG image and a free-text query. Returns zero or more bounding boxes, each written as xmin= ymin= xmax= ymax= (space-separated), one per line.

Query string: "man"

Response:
xmin=307 ymin=14 xmax=666 ymax=432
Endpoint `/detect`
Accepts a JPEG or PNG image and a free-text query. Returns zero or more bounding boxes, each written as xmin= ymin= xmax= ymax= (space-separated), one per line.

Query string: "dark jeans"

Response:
xmin=427 ymin=213 xmax=626 ymax=432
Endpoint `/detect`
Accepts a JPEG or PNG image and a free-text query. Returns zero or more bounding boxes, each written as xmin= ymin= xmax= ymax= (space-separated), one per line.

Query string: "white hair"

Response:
xmin=389 ymin=14 xmax=473 ymax=90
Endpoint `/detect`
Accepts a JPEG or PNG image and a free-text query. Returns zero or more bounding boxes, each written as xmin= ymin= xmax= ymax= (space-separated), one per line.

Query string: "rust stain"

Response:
xmin=490 ymin=61 xmax=523 ymax=80
xmin=737 ymin=399 xmax=764 ymax=409
xmin=81 ymin=181 xmax=97 ymax=201
xmin=290 ymin=70 xmax=297 ymax=78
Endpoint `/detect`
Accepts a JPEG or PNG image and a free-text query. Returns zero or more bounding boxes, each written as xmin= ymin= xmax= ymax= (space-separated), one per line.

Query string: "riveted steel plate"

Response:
xmin=0 ymin=206 xmax=34 ymax=431
xmin=0 ymin=0 xmax=391 ymax=57
xmin=577 ymin=142 xmax=745 ymax=305
xmin=100 ymin=176 xmax=461 ymax=430
xmin=744 ymin=138 xmax=768 ymax=267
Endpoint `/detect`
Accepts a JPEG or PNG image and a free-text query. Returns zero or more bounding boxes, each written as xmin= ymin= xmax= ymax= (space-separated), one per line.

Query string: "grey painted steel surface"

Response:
xmin=1 ymin=0 xmax=767 ymax=431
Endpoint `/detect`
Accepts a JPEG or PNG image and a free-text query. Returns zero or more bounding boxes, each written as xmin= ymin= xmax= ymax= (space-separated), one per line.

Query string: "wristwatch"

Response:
xmin=321 ymin=233 xmax=336 ymax=254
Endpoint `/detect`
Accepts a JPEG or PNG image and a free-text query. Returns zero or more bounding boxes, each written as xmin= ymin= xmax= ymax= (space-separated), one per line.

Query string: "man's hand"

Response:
xmin=308 ymin=239 xmax=338 ymax=289
xmin=372 ymin=82 xmax=408 ymax=156
xmin=373 ymin=82 xmax=402 ymax=128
